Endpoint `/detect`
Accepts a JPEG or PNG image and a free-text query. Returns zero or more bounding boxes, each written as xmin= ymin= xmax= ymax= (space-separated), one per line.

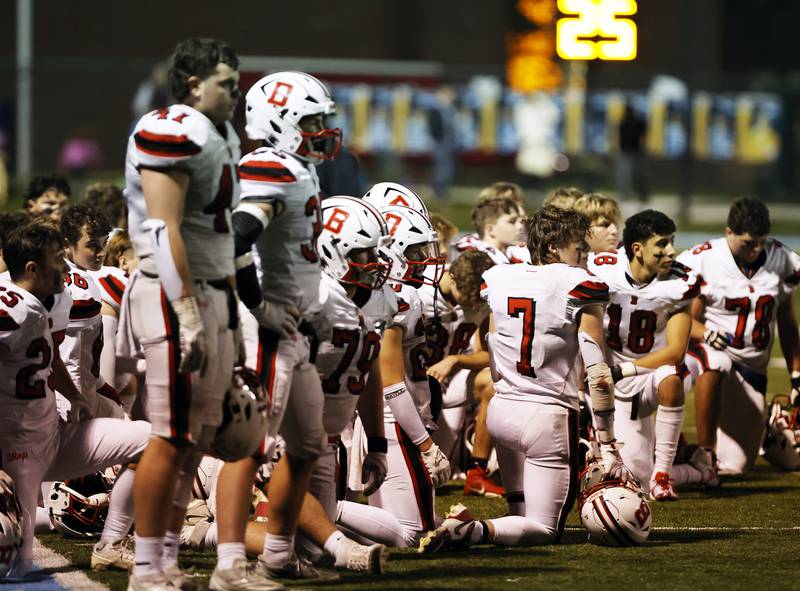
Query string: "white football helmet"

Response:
xmin=46 ymin=473 xmax=112 ymax=539
xmin=213 ymin=367 xmax=270 ymax=462
xmin=761 ymin=396 xmax=800 ymax=471
xmin=579 ymin=479 xmax=652 ymax=546
xmin=380 ymin=205 xmax=444 ymax=286
xmin=317 ymin=196 xmax=393 ymax=289
xmin=363 ymin=182 xmax=429 ymax=217
xmin=0 ymin=478 xmax=23 ymax=578
xmin=245 ymin=71 xmax=341 ymax=162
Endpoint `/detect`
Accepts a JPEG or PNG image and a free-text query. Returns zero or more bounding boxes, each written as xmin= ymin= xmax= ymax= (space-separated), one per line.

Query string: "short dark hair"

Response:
xmin=727 ymin=197 xmax=771 ymax=236
xmin=169 ymin=38 xmax=239 ymax=101
xmin=23 ymin=174 xmax=71 ymax=204
xmin=623 ymin=209 xmax=676 ymax=259
xmin=83 ymin=182 xmax=127 ymax=228
xmin=60 ymin=203 xmax=112 ymax=246
xmin=0 ymin=211 xmax=31 ymax=249
xmin=527 ymin=206 xmax=590 ymax=265
xmin=449 ymin=250 xmax=495 ymax=308
xmin=4 ymin=220 xmax=63 ymax=280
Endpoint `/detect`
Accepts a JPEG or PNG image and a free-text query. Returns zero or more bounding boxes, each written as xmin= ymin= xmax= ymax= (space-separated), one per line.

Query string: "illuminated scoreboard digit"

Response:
xmin=556 ymin=0 xmax=638 ymax=61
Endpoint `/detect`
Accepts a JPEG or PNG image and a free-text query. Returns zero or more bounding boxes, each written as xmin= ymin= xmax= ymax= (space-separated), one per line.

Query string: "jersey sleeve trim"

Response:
xmin=239 ymin=161 xmax=297 ymax=183
xmin=134 ymin=130 xmax=202 ymax=159
xmin=682 ymin=276 xmax=702 ymax=300
xmin=70 ymin=299 xmax=102 ymax=320
xmin=568 ymin=280 xmax=609 ymax=303
xmin=786 ymin=269 xmax=800 ymax=287
xmin=98 ymin=275 xmax=125 ymax=306
xmin=0 ymin=310 xmax=20 ymax=331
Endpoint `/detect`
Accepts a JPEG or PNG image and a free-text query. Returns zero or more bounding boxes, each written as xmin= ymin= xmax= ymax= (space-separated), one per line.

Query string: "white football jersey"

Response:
xmin=677 ymin=237 xmax=800 ymax=373
xmin=90 ymin=266 xmax=128 ymax=315
xmin=125 ymin=104 xmax=241 ymax=280
xmin=0 ymin=280 xmax=58 ymax=434
xmin=454 ymin=233 xmax=530 ymax=264
xmin=312 ymin=273 xmax=397 ymax=435
xmin=238 ymin=147 xmax=322 ymax=316
xmin=385 ymin=282 xmax=434 ymax=428
xmin=482 ymin=263 xmax=609 ymax=410
xmin=61 ymin=260 xmax=104 ymax=397
xmin=588 ymin=251 xmax=700 ymax=366
xmin=418 ymin=282 xmax=489 ymax=367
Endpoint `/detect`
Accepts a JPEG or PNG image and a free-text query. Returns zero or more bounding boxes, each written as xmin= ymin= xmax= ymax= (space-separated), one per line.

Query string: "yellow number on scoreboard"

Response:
xmin=556 ymin=0 xmax=638 ymax=61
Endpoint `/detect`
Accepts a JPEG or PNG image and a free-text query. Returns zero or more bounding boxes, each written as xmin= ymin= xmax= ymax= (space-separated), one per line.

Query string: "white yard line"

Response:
xmin=32 ymin=538 xmax=108 ymax=591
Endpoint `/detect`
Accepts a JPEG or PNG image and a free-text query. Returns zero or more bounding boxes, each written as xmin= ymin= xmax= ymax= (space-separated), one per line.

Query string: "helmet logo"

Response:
xmin=389 ymin=194 xmax=409 ymax=207
xmin=634 ymin=498 xmax=651 ymax=526
xmin=323 ymin=208 xmax=350 ymax=234
xmin=384 ymin=213 xmax=402 ymax=236
xmin=267 ymin=82 xmax=293 ymax=107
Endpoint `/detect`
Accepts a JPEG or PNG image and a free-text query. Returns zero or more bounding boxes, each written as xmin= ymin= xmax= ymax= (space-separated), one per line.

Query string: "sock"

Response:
xmin=669 ymin=464 xmax=702 ymax=485
xmin=205 ymin=522 xmax=219 ymax=547
xmin=162 ymin=531 xmax=180 ymax=570
xmin=324 ymin=531 xmax=345 ymax=560
xmin=217 ymin=542 xmax=246 ymax=570
xmin=472 ymin=458 xmax=489 ymax=471
xmin=506 ymin=492 xmax=525 ymax=517
xmin=654 ymin=405 xmax=684 ymax=475
xmin=35 ymin=506 xmax=55 ymax=534
xmin=101 ymin=468 xmax=135 ymax=542
xmin=262 ymin=533 xmax=294 ymax=568
xmin=133 ymin=535 xmax=163 ymax=577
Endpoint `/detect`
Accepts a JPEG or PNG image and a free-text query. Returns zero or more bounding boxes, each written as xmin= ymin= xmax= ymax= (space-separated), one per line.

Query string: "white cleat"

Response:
xmin=689 ymin=447 xmax=720 ymax=488
xmin=209 ymin=558 xmax=285 ymax=590
xmin=92 ymin=537 xmax=135 ymax=571
xmin=418 ymin=503 xmax=476 ymax=554
xmin=649 ymin=471 xmax=679 ymax=501
xmin=335 ymin=538 xmax=389 ymax=574
xmin=126 ymin=572 xmax=173 ymax=591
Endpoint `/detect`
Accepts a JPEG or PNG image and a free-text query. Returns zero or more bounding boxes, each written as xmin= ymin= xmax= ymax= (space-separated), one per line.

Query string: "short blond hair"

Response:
xmin=543 ymin=187 xmax=583 ymax=210
xmin=104 ymin=229 xmax=133 ymax=267
xmin=476 ymin=182 xmax=525 ymax=207
xmin=574 ymin=193 xmax=622 ymax=226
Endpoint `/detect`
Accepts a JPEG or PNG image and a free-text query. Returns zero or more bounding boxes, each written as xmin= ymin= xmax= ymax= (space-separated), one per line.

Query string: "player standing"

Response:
xmin=123 ymin=38 xmax=243 ymax=590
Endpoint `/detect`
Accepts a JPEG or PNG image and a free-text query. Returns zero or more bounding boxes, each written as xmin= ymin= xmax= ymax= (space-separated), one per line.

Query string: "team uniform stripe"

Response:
xmin=134 ymin=130 xmax=201 ymax=158
xmin=687 ymin=341 xmax=710 ymax=372
xmin=161 ymin=290 xmax=192 ymax=440
xmin=256 ymin=327 xmax=281 ymax=402
xmin=592 ymin=497 xmax=630 ymax=546
xmin=99 ymin=275 xmax=125 ymax=306
xmin=0 ymin=310 xmax=20 ymax=331
xmin=69 ymin=299 xmax=102 ymax=319
xmin=682 ymin=278 xmax=702 ymax=300
xmin=555 ymin=410 xmax=579 ymax=542
xmin=52 ymin=329 xmax=66 ymax=347
xmin=568 ymin=281 xmax=609 ymax=302
xmin=239 ymin=162 xmax=296 ymax=183
xmin=396 ymin=424 xmax=436 ymax=531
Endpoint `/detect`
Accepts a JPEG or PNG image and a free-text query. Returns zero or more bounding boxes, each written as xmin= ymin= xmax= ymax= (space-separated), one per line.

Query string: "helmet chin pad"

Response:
xmin=297 ymin=128 xmax=343 ymax=162
xmin=341 ymin=259 xmax=391 ymax=290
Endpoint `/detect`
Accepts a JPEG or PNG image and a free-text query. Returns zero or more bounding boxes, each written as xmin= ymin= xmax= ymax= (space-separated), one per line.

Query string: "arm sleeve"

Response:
xmin=384 ymin=382 xmax=430 ymax=446
xmin=232 ymin=204 xmax=269 ymax=309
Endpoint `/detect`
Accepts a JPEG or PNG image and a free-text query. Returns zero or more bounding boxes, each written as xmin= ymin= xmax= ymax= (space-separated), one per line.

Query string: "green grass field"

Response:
xmin=37 ymin=357 xmax=800 ymax=591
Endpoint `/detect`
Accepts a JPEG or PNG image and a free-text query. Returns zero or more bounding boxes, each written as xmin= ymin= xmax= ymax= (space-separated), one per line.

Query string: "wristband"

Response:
xmin=367 ymin=436 xmax=388 ymax=454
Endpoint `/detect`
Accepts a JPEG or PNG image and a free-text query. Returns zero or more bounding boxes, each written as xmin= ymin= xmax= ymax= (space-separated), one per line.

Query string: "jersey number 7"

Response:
xmin=508 ymin=297 xmax=536 ymax=378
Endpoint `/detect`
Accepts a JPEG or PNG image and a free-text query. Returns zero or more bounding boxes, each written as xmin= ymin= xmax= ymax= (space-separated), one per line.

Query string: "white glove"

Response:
xmin=421 ymin=442 xmax=451 ymax=487
xmin=250 ymin=300 xmax=300 ymax=339
xmin=704 ymin=328 xmax=729 ymax=351
xmin=361 ymin=452 xmax=388 ymax=496
xmin=0 ymin=470 xmax=14 ymax=495
xmin=599 ymin=441 xmax=633 ymax=482
xmin=172 ymin=296 xmax=208 ymax=375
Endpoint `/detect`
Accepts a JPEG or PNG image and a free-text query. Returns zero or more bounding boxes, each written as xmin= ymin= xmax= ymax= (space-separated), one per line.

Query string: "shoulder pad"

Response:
xmin=133 ymin=106 xmax=209 ymax=161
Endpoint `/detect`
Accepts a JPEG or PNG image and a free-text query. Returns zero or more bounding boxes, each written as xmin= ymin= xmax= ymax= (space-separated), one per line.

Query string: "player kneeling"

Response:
xmin=419 ymin=207 xmax=631 ymax=552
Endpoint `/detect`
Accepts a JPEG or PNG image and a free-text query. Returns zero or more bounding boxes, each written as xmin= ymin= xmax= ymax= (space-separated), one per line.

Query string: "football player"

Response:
xmin=573 ymin=193 xmax=622 ymax=253
xmin=83 ymin=182 xmax=128 ymax=230
xmin=22 ymin=174 xmax=71 ymax=222
xmin=588 ymin=210 xmax=700 ymax=500
xmin=0 ymin=222 xmax=149 ymax=581
xmin=123 ymin=38 xmax=244 ymax=590
xmin=454 ymin=193 xmax=526 ymax=264
xmin=423 ymin=250 xmax=498 ymax=495
xmin=419 ymin=206 xmax=628 ymax=551
xmin=60 ymin=203 xmax=124 ymax=420
xmin=677 ymin=198 xmax=800 ymax=474
xmin=226 ymin=71 xmax=341 ymax=584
